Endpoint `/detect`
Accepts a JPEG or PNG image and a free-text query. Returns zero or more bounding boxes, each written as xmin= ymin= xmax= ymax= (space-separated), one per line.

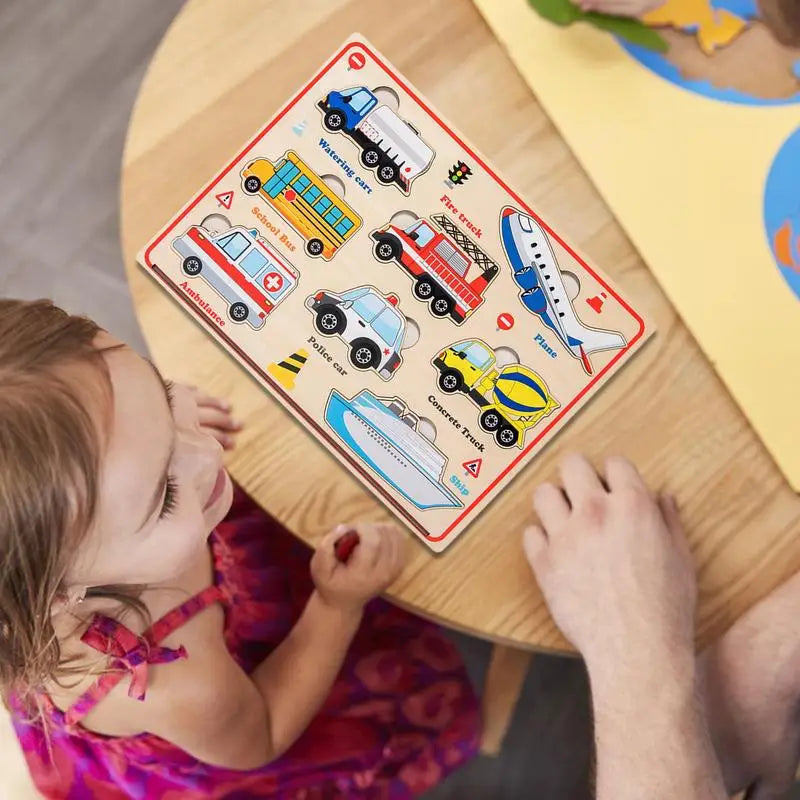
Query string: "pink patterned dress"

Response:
xmin=10 ymin=489 xmax=480 ymax=798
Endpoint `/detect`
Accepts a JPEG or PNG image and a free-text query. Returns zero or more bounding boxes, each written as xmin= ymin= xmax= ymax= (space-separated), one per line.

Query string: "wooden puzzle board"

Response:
xmin=473 ymin=0 xmax=800 ymax=490
xmin=138 ymin=35 xmax=652 ymax=552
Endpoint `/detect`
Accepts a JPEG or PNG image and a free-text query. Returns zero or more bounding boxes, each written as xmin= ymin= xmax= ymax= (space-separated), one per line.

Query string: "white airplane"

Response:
xmin=500 ymin=206 xmax=626 ymax=375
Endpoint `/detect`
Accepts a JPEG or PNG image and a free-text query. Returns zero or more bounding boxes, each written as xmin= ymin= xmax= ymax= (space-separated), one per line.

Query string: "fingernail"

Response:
xmin=231 ymin=420 xmax=243 ymax=430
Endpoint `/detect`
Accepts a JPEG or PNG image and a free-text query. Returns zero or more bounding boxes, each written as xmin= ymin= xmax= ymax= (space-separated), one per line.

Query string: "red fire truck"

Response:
xmin=370 ymin=214 xmax=498 ymax=324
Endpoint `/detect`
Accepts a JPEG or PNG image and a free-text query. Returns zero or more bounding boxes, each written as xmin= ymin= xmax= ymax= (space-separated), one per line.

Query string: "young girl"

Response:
xmin=1 ymin=299 xmax=480 ymax=798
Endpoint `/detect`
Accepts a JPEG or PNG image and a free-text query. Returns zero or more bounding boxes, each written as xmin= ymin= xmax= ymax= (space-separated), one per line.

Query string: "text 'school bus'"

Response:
xmin=241 ymin=150 xmax=362 ymax=260
xmin=172 ymin=225 xmax=299 ymax=331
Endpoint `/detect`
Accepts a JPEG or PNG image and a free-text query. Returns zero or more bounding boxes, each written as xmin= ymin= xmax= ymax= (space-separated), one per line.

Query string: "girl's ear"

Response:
xmin=50 ymin=586 xmax=87 ymax=617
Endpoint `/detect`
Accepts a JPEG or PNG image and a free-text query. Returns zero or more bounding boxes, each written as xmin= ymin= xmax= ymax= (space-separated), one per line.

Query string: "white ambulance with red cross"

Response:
xmin=172 ymin=225 xmax=298 ymax=330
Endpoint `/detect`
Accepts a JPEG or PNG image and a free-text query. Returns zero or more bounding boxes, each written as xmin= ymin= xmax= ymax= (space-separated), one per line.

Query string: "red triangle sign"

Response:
xmin=215 ymin=190 xmax=234 ymax=209
xmin=462 ymin=458 xmax=482 ymax=478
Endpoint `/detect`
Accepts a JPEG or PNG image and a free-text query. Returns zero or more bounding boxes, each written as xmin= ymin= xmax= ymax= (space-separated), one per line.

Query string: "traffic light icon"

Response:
xmin=447 ymin=161 xmax=472 ymax=187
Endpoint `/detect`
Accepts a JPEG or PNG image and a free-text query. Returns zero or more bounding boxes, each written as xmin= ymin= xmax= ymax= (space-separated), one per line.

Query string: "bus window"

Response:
xmin=294 ymin=174 xmax=311 ymax=194
xmin=218 ymin=232 xmax=250 ymax=261
xmin=371 ymin=308 xmax=402 ymax=348
xmin=304 ymin=185 xmax=322 ymax=204
xmin=264 ymin=160 xmax=300 ymax=198
xmin=238 ymin=248 xmax=268 ymax=278
xmin=335 ymin=217 xmax=354 ymax=236
xmin=314 ymin=196 xmax=332 ymax=215
xmin=351 ymin=292 xmax=385 ymax=322
xmin=324 ymin=207 xmax=342 ymax=226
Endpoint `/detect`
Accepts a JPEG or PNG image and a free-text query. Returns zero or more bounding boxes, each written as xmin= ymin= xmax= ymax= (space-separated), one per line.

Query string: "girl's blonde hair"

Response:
xmin=0 ymin=299 xmax=142 ymax=702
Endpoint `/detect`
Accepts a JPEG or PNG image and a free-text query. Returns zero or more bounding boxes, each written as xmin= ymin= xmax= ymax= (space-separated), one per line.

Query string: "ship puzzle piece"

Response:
xmin=138 ymin=35 xmax=652 ymax=552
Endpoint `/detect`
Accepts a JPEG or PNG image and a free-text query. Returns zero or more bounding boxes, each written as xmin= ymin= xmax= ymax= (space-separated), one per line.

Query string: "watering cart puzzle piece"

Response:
xmin=137 ymin=35 xmax=652 ymax=552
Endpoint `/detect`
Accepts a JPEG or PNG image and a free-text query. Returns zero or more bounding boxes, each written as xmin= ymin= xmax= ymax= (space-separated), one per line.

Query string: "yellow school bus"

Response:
xmin=241 ymin=151 xmax=362 ymax=260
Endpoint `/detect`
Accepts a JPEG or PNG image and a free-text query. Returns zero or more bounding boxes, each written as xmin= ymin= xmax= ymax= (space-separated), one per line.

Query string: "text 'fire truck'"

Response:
xmin=371 ymin=214 xmax=499 ymax=325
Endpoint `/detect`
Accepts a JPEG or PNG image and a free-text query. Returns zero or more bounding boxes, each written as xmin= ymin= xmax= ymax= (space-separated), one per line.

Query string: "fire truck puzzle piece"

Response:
xmin=433 ymin=339 xmax=559 ymax=449
xmin=306 ymin=285 xmax=410 ymax=381
xmin=500 ymin=206 xmax=626 ymax=375
xmin=325 ymin=389 xmax=463 ymax=511
xmin=171 ymin=224 xmax=299 ymax=330
xmin=370 ymin=213 xmax=499 ymax=324
xmin=317 ymin=86 xmax=435 ymax=195
xmin=241 ymin=150 xmax=361 ymax=260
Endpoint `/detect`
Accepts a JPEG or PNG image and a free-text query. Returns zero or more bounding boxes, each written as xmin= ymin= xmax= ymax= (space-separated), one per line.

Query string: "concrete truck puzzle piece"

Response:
xmin=318 ymin=86 xmax=435 ymax=194
xmin=500 ymin=206 xmax=626 ymax=375
xmin=433 ymin=339 xmax=559 ymax=449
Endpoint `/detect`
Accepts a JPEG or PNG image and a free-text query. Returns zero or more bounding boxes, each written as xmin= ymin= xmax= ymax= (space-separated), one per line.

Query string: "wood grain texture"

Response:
xmin=120 ymin=0 xmax=800 ymax=652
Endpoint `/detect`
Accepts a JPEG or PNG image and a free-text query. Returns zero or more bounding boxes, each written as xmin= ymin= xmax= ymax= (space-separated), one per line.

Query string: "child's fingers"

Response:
xmin=194 ymin=390 xmax=232 ymax=412
xmin=198 ymin=407 xmax=242 ymax=432
xmin=348 ymin=526 xmax=382 ymax=570
xmin=523 ymin=525 xmax=549 ymax=574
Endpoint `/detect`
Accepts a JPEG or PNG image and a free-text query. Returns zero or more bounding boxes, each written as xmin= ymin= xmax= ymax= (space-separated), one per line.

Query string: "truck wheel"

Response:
xmin=496 ymin=426 xmax=519 ymax=448
xmin=479 ymin=409 xmax=502 ymax=433
xmin=323 ymin=110 xmax=345 ymax=131
xmin=182 ymin=256 xmax=202 ymax=276
xmin=413 ymin=278 xmax=435 ymax=301
xmin=349 ymin=339 xmax=380 ymax=370
xmin=243 ymin=176 xmax=261 ymax=194
xmin=315 ymin=307 xmax=345 ymax=336
xmin=306 ymin=238 xmax=324 ymax=257
xmin=229 ymin=302 xmax=249 ymax=323
xmin=438 ymin=370 xmax=462 ymax=394
xmin=376 ymin=162 xmax=397 ymax=185
xmin=361 ymin=148 xmax=381 ymax=168
xmin=373 ymin=237 xmax=398 ymax=262
xmin=430 ymin=295 xmax=453 ymax=318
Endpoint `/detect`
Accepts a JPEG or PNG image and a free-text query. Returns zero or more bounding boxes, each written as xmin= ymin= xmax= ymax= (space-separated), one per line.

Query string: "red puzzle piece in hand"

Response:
xmin=334 ymin=530 xmax=360 ymax=564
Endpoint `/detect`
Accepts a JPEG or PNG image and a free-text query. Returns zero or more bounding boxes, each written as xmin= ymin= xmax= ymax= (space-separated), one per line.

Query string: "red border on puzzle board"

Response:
xmin=144 ymin=39 xmax=647 ymax=545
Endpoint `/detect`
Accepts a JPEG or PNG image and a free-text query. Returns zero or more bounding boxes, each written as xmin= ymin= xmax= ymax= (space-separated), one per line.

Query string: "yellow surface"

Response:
xmin=642 ymin=0 xmax=749 ymax=53
xmin=474 ymin=0 xmax=800 ymax=489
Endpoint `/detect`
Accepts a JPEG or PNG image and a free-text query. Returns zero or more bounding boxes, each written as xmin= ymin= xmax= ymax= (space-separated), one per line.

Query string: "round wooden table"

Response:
xmin=121 ymin=0 xmax=800 ymax=752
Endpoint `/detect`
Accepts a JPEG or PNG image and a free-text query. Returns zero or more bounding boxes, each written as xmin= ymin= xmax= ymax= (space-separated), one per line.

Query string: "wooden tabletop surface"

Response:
xmin=120 ymin=0 xmax=800 ymax=653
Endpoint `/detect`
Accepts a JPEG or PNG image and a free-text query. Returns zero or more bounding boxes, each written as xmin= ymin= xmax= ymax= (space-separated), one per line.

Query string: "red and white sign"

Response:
xmin=215 ymin=190 xmax=234 ymax=209
xmin=496 ymin=312 xmax=514 ymax=331
xmin=462 ymin=458 xmax=482 ymax=478
xmin=347 ymin=52 xmax=366 ymax=71
xmin=263 ymin=272 xmax=284 ymax=293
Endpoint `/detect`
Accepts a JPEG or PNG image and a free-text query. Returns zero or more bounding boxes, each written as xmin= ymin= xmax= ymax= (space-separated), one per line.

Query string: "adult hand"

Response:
xmin=523 ymin=454 xmax=697 ymax=671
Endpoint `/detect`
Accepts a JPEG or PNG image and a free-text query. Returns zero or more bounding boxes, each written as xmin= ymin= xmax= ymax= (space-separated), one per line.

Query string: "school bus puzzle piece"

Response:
xmin=433 ymin=339 xmax=559 ymax=449
xmin=371 ymin=213 xmax=499 ymax=324
xmin=318 ymin=86 xmax=435 ymax=194
xmin=241 ymin=150 xmax=362 ymax=260
xmin=172 ymin=224 xmax=299 ymax=330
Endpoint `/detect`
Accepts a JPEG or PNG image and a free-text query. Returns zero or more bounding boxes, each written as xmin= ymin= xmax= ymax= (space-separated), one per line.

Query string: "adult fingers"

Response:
xmin=532 ymin=483 xmax=570 ymax=532
xmin=523 ymin=525 xmax=549 ymax=573
xmin=604 ymin=456 xmax=646 ymax=492
xmin=560 ymin=453 xmax=604 ymax=504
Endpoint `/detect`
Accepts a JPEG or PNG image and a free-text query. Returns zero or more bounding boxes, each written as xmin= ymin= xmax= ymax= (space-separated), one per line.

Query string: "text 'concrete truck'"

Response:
xmin=433 ymin=339 xmax=559 ymax=449
xmin=318 ymin=86 xmax=434 ymax=194
xmin=371 ymin=214 xmax=499 ymax=324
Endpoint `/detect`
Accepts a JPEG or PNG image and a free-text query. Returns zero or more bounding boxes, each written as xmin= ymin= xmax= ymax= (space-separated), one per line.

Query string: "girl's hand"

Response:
xmin=184 ymin=384 xmax=243 ymax=450
xmin=578 ymin=0 xmax=666 ymax=16
xmin=311 ymin=523 xmax=407 ymax=613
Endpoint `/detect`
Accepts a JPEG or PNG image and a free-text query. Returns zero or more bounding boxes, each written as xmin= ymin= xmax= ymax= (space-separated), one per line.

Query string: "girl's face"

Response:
xmin=66 ymin=336 xmax=233 ymax=591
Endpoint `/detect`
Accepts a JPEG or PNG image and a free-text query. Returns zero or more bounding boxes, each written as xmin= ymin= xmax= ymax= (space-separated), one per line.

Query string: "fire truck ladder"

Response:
xmin=430 ymin=214 xmax=499 ymax=278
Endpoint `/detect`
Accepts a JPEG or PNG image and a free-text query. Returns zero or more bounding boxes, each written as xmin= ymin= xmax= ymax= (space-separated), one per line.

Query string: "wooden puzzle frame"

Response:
xmin=138 ymin=34 xmax=653 ymax=552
